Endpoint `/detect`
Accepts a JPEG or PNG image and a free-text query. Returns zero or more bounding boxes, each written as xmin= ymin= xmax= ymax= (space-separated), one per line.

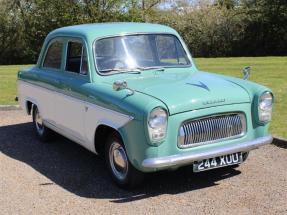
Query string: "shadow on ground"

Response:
xmin=0 ymin=122 xmax=241 ymax=202
xmin=272 ymin=138 xmax=287 ymax=149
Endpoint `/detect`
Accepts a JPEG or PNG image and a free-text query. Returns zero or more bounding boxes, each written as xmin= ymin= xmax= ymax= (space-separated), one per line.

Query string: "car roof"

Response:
xmin=47 ymin=22 xmax=178 ymax=42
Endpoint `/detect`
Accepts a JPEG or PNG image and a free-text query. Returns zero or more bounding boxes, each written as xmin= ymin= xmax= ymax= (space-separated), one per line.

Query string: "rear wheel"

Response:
xmin=105 ymin=132 xmax=144 ymax=189
xmin=32 ymin=105 xmax=54 ymax=142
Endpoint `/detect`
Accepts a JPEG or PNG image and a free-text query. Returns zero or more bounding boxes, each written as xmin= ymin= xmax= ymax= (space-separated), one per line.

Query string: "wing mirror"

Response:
xmin=242 ymin=66 xmax=251 ymax=80
xmin=113 ymin=80 xmax=128 ymax=91
xmin=113 ymin=80 xmax=134 ymax=95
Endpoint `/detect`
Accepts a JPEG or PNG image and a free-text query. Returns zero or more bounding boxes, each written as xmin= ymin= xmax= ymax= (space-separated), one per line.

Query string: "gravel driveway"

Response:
xmin=0 ymin=110 xmax=286 ymax=215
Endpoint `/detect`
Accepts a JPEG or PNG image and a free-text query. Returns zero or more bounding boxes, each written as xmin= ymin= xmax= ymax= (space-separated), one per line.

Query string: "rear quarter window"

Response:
xmin=43 ymin=41 xmax=63 ymax=69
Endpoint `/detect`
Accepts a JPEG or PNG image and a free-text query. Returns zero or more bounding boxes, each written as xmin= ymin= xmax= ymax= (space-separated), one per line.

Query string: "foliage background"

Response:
xmin=0 ymin=0 xmax=286 ymax=65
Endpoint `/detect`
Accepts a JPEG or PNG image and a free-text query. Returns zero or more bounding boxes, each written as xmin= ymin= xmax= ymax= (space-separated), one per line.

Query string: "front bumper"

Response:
xmin=142 ymin=135 xmax=273 ymax=169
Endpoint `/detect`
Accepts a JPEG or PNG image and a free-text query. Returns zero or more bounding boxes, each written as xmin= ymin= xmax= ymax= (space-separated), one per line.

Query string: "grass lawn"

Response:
xmin=0 ymin=57 xmax=286 ymax=138
xmin=0 ymin=65 xmax=32 ymax=105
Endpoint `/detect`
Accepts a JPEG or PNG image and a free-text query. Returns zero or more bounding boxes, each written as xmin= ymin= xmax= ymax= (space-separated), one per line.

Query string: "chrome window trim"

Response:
xmin=178 ymin=112 xmax=247 ymax=149
xmin=92 ymin=32 xmax=193 ymax=76
xmin=80 ymin=46 xmax=84 ymax=74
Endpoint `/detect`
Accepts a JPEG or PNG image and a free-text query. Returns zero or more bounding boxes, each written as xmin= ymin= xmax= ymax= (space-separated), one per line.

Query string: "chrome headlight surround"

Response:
xmin=258 ymin=91 xmax=273 ymax=123
xmin=147 ymin=107 xmax=168 ymax=143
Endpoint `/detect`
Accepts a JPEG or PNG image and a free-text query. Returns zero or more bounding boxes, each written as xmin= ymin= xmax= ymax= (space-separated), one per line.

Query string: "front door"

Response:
xmin=53 ymin=39 xmax=90 ymax=144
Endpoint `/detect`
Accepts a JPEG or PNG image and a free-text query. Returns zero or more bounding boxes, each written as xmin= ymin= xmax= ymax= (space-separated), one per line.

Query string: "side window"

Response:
xmin=66 ymin=41 xmax=88 ymax=75
xmin=43 ymin=41 xmax=63 ymax=69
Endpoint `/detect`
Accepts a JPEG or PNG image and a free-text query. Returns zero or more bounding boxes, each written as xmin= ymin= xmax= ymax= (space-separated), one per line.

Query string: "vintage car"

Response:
xmin=17 ymin=23 xmax=273 ymax=188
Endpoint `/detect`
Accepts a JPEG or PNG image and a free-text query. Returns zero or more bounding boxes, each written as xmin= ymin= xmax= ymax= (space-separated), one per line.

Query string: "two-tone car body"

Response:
xmin=17 ymin=23 xmax=273 ymax=188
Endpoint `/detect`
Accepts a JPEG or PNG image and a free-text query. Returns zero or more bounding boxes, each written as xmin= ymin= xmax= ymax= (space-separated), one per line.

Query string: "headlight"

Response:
xmin=258 ymin=91 xmax=273 ymax=122
xmin=148 ymin=107 xmax=168 ymax=142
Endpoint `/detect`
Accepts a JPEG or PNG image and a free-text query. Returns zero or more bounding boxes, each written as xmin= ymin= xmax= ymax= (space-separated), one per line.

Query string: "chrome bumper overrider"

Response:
xmin=142 ymin=135 xmax=273 ymax=169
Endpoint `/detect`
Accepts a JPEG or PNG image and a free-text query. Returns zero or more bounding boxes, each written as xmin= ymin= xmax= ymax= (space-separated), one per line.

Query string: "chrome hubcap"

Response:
xmin=35 ymin=108 xmax=44 ymax=135
xmin=109 ymin=142 xmax=128 ymax=181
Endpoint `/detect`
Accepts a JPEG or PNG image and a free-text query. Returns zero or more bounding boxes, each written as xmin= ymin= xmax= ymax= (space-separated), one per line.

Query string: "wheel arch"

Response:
xmin=94 ymin=123 xmax=126 ymax=155
xmin=24 ymin=98 xmax=40 ymax=115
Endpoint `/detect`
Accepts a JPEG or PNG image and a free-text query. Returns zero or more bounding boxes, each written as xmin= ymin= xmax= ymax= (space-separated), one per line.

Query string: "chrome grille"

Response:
xmin=178 ymin=113 xmax=246 ymax=148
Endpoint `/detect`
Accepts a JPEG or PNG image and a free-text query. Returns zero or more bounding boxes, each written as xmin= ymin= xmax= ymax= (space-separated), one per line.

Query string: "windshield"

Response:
xmin=94 ymin=34 xmax=191 ymax=74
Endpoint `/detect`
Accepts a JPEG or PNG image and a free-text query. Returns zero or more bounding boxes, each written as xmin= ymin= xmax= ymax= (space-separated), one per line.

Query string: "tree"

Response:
xmin=0 ymin=0 xmax=286 ymax=64
xmin=240 ymin=0 xmax=287 ymax=56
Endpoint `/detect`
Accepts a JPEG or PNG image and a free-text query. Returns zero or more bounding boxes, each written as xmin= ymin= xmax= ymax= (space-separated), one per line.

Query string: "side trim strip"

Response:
xmin=142 ymin=135 xmax=273 ymax=169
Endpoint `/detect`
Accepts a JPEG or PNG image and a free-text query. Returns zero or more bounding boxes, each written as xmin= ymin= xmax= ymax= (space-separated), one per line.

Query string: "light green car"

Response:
xmin=17 ymin=23 xmax=274 ymax=188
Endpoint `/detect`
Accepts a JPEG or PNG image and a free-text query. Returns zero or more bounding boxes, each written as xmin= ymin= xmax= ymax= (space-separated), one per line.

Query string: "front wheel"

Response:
xmin=105 ymin=132 xmax=144 ymax=189
xmin=32 ymin=105 xmax=54 ymax=142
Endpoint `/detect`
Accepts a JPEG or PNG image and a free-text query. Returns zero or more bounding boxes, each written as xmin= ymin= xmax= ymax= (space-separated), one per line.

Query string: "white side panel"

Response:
xmin=17 ymin=80 xmax=55 ymax=123
xmin=53 ymin=93 xmax=86 ymax=143
xmin=84 ymin=103 xmax=133 ymax=152
xmin=17 ymin=80 xmax=133 ymax=153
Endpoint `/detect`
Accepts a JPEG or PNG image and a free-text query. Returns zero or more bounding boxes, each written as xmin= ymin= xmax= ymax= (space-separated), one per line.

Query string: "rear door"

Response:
xmin=35 ymin=38 xmax=65 ymax=125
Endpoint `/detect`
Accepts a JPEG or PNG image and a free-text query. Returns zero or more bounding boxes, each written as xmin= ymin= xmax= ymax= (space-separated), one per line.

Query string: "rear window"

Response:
xmin=43 ymin=41 xmax=63 ymax=69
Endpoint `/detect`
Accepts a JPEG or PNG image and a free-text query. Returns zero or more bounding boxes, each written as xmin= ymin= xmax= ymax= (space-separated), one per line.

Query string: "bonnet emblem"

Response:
xmin=186 ymin=81 xmax=210 ymax=91
xmin=202 ymin=98 xmax=226 ymax=105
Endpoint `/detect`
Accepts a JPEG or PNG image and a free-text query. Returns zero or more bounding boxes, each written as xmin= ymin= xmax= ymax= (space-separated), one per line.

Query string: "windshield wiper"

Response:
xmin=135 ymin=66 xmax=165 ymax=71
xmin=99 ymin=68 xmax=141 ymax=75
xmin=99 ymin=66 xmax=165 ymax=75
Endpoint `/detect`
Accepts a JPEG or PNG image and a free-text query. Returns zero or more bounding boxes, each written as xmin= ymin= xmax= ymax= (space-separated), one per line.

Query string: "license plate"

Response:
xmin=193 ymin=152 xmax=243 ymax=172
